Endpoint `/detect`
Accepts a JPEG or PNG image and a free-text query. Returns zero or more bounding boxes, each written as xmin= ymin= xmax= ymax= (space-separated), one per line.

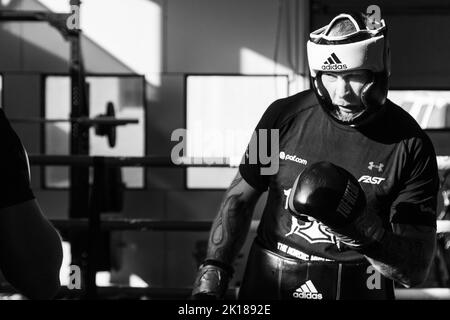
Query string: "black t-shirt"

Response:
xmin=0 ymin=109 xmax=35 ymax=209
xmin=240 ymin=89 xmax=439 ymax=263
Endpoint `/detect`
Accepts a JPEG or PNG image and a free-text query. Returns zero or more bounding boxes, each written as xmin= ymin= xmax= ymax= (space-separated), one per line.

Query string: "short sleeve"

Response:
xmin=239 ymin=99 xmax=284 ymax=192
xmin=0 ymin=112 xmax=35 ymax=209
xmin=390 ymin=135 xmax=440 ymax=228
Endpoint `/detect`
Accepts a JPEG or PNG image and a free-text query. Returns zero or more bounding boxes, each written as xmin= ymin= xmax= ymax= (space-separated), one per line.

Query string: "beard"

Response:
xmin=330 ymin=105 xmax=366 ymax=123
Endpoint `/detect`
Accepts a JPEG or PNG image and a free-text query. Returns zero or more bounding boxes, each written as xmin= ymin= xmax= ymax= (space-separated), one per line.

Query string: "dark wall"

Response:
xmin=311 ymin=0 xmax=450 ymax=88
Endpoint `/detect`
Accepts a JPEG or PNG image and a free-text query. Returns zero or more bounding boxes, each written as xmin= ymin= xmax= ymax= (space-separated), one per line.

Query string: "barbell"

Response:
xmin=9 ymin=102 xmax=139 ymax=148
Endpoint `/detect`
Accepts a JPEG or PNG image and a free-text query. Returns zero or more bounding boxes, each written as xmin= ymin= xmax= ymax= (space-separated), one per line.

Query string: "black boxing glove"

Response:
xmin=190 ymin=260 xmax=233 ymax=300
xmin=288 ymin=161 xmax=385 ymax=250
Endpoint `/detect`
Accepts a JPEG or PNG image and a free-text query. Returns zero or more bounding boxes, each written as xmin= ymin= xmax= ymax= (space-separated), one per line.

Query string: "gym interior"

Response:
xmin=0 ymin=0 xmax=449 ymax=300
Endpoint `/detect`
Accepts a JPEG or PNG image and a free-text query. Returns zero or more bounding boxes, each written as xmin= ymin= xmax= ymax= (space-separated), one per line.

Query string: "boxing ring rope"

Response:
xmin=28 ymin=154 xmax=450 ymax=169
xmin=28 ymin=155 xmax=238 ymax=167
xmin=395 ymin=288 xmax=450 ymax=300
xmin=49 ymin=218 xmax=260 ymax=233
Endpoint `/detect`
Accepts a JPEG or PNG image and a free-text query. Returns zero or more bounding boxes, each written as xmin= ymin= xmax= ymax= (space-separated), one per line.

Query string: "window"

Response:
xmin=388 ymin=90 xmax=450 ymax=129
xmin=44 ymin=75 xmax=146 ymax=188
xmin=185 ymin=74 xmax=289 ymax=189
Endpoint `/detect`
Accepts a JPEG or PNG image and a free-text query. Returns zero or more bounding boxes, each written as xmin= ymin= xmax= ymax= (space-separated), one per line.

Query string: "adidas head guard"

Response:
xmin=307 ymin=13 xmax=391 ymax=126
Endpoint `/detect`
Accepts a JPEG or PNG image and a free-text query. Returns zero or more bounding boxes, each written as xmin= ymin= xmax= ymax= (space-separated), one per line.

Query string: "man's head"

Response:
xmin=321 ymin=70 xmax=371 ymax=122
xmin=307 ymin=12 xmax=390 ymax=126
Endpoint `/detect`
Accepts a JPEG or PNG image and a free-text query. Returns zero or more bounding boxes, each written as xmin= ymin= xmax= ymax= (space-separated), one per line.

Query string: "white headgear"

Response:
xmin=307 ymin=13 xmax=391 ymax=126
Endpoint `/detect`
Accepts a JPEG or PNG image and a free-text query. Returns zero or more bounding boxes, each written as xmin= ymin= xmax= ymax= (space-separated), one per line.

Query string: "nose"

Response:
xmin=335 ymin=76 xmax=350 ymax=98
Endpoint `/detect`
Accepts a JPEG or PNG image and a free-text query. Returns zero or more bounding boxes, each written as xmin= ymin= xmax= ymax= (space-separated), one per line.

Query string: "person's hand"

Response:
xmin=288 ymin=161 xmax=385 ymax=250
xmin=190 ymin=260 xmax=232 ymax=300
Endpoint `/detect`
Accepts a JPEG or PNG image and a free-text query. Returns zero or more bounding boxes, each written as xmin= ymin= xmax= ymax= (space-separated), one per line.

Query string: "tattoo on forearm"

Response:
xmin=228 ymin=174 xmax=243 ymax=190
xmin=206 ymin=174 xmax=256 ymax=264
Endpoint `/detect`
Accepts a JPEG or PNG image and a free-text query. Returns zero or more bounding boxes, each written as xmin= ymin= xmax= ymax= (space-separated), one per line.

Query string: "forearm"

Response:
xmin=206 ymin=177 xmax=258 ymax=265
xmin=191 ymin=172 xmax=260 ymax=299
xmin=365 ymin=231 xmax=435 ymax=287
xmin=0 ymin=200 xmax=63 ymax=299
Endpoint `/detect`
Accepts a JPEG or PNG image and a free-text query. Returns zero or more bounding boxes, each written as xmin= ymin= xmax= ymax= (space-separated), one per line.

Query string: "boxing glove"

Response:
xmin=288 ymin=161 xmax=385 ymax=250
xmin=190 ymin=260 xmax=233 ymax=300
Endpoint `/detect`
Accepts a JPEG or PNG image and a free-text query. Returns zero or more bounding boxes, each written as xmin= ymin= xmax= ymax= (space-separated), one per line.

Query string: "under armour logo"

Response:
xmin=368 ymin=162 xmax=384 ymax=172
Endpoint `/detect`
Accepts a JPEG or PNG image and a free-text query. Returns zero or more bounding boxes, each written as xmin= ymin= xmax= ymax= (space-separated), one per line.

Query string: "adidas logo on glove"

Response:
xmin=292 ymin=280 xmax=323 ymax=300
xmin=321 ymin=53 xmax=347 ymax=71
